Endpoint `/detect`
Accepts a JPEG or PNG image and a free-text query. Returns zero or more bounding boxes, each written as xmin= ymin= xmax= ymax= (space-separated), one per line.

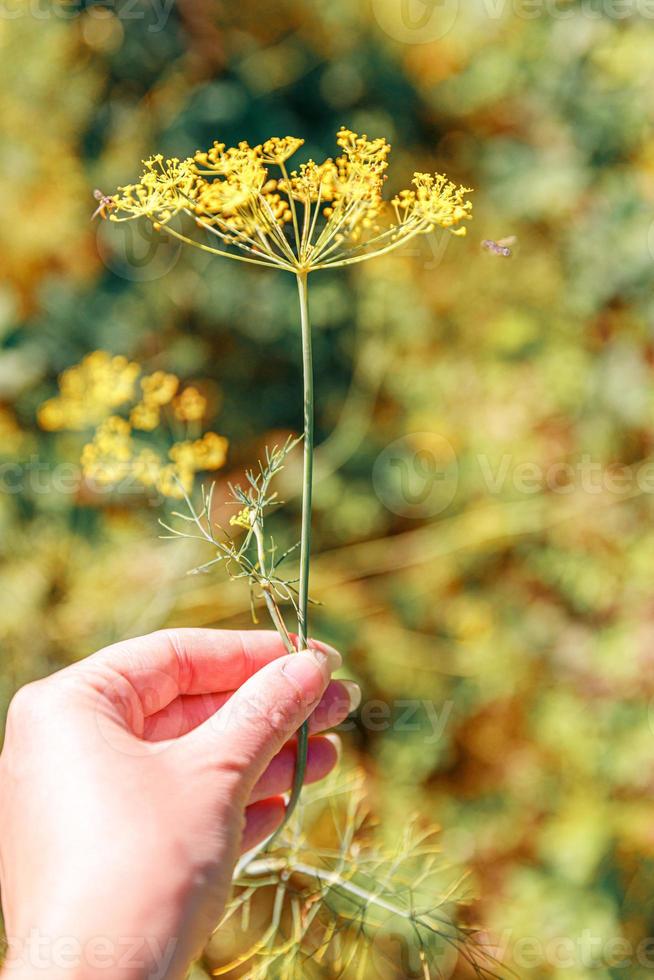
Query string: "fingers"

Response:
xmin=241 ymin=798 xmax=286 ymax=853
xmin=142 ymin=678 xmax=359 ymax=742
xmin=309 ymin=680 xmax=361 ymax=733
xmin=86 ymin=629 xmax=291 ymax=717
xmin=87 ymin=628 xmax=344 ymax=725
xmin=248 ymin=734 xmax=340 ymax=804
xmin=184 ymin=646 xmax=342 ymax=795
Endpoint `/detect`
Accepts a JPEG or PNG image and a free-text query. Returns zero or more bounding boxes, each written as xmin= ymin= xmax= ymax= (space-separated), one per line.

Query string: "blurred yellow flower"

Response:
xmin=129 ymin=401 xmax=160 ymax=432
xmin=81 ymin=415 xmax=133 ymax=486
xmin=131 ymin=448 xmax=162 ymax=488
xmin=39 ymin=351 xmax=227 ymax=500
xmin=156 ymin=463 xmax=194 ymax=500
xmin=173 ymin=386 xmax=207 ymax=422
xmin=37 ymin=351 xmax=140 ymax=431
xmin=169 ymin=432 xmax=228 ymax=472
xmin=140 ymin=371 xmax=180 ymax=406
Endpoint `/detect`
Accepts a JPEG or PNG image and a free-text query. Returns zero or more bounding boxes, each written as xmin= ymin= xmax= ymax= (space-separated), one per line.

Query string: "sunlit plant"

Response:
xmin=40 ymin=129 xmax=489 ymax=976
xmin=102 ymin=127 xmax=472 ymax=838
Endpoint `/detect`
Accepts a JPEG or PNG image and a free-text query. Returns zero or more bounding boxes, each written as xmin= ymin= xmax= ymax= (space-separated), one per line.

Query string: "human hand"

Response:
xmin=0 ymin=629 xmax=357 ymax=979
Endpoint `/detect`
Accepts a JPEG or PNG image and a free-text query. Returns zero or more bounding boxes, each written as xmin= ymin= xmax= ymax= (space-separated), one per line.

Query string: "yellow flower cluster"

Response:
xmin=110 ymin=156 xmax=197 ymax=224
xmin=169 ymin=432 xmax=228 ymax=472
xmin=229 ymin=506 xmax=254 ymax=530
xmin=172 ymin=386 xmax=207 ymax=422
xmin=38 ymin=351 xmax=140 ymax=431
xmin=81 ymin=423 xmax=227 ymax=499
xmin=130 ymin=371 xmax=179 ymax=431
xmin=157 ymin=433 xmax=228 ymax=499
xmin=392 ymin=173 xmax=473 ymax=236
xmin=81 ymin=415 xmax=133 ymax=487
xmin=38 ymin=351 xmax=226 ymax=500
xmin=104 ymin=128 xmax=473 ymax=271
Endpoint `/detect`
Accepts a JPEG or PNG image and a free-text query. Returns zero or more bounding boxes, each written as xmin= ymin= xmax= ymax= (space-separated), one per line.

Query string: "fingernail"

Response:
xmin=340 ymin=679 xmax=362 ymax=713
xmin=282 ymin=648 xmax=340 ymax=695
xmin=307 ymin=641 xmax=342 ymax=673
xmin=325 ymin=732 xmax=342 ymax=760
xmin=282 ymin=651 xmax=327 ymax=692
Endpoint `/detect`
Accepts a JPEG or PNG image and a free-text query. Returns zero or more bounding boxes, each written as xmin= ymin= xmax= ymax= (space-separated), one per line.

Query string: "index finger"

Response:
xmin=84 ymin=629 xmax=292 ymax=716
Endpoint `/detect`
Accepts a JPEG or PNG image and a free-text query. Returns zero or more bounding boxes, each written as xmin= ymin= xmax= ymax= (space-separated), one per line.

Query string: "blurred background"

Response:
xmin=2 ymin=0 xmax=654 ymax=976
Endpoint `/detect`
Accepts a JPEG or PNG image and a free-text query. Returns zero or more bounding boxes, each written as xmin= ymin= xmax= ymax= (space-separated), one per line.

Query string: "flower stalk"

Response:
xmin=287 ymin=269 xmax=313 ymax=824
xmin=94 ymin=127 xmax=473 ymax=865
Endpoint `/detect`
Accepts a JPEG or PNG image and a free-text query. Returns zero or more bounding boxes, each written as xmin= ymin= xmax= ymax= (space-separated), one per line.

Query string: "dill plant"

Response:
xmin=101 ymin=127 xmax=472 ymax=840
xmin=40 ymin=130 xmax=498 ymax=976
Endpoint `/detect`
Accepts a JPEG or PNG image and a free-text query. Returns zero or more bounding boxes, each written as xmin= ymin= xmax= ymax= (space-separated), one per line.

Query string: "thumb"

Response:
xmin=183 ymin=644 xmax=342 ymax=794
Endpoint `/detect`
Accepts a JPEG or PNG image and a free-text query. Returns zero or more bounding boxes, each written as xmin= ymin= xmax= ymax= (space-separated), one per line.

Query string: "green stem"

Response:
xmin=296 ymin=270 xmax=314 ymax=650
xmin=234 ymin=271 xmax=314 ymax=876
xmin=284 ymin=268 xmax=313 ymax=817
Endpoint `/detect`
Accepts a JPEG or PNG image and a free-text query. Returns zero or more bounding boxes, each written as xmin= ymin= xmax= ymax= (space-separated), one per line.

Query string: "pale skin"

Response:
xmin=0 ymin=629 xmax=359 ymax=980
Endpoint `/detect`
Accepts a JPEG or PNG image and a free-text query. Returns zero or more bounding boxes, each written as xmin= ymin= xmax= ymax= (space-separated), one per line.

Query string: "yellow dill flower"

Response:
xmin=194 ymin=141 xmax=263 ymax=178
xmin=39 ymin=350 xmax=228 ymax=501
xmin=193 ymin=143 xmax=267 ymax=218
xmin=173 ymin=386 xmax=207 ymax=422
xmin=280 ymin=159 xmax=339 ymax=204
xmin=110 ymin=156 xmax=197 ymax=224
xmin=156 ymin=463 xmax=194 ymax=500
xmin=129 ymin=401 xmax=160 ymax=432
xmin=167 ymin=440 xmax=197 ymax=472
xmin=132 ymin=448 xmax=163 ymax=488
xmin=38 ymin=351 xmax=140 ymax=431
xmin=81 ymin=415 xmax=133 ymax=486
xmin=169 ymin=432 xmax=228 ymax=472
xmin=229 ymin=506 xmax=255 ymax=530
xmin=192 ymin=431 xmax=229 ymax=469
xmin=140 ymin=371 xmax=180 ymax=406
xmin=257 ymin=136 xmax=305 ymax=164
xmin=103 ymin=128 xmax=472 ymax=273
xmin=392 ymin=173 xmax=473 ymax=235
